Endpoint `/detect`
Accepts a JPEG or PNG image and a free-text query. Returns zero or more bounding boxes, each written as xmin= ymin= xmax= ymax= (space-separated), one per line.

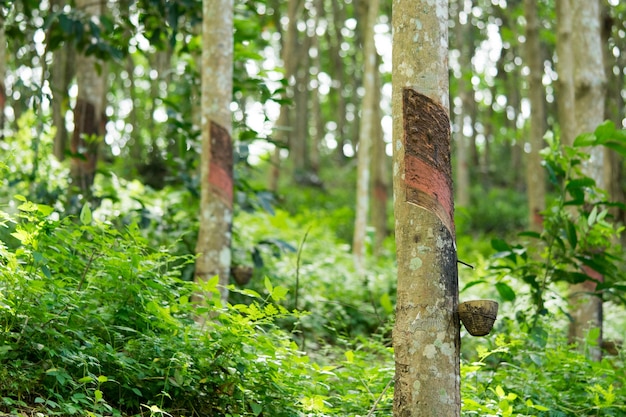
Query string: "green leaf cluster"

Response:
xmin=0 ymin=196 xmax=319 ymax=416
xmin=461 ymin=319 xmax=626 ymax=416
xmin=486 ymin=127 xmax=626 ymax=315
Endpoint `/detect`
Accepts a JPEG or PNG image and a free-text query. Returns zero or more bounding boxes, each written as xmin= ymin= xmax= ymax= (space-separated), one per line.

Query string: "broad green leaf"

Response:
xmin=593 ymin=120 xmax=615 ymax=143
xmin=344 ymin=350 xmax=354 ymax=363
xmin=250 ymin=402 xmax=263 ymax=416
xmin=587 ymin=206 xmax=598 ymax=226
xmin=380 ymin=292 xmax=394 ymax=314
xmin=491 ymin=238 xmax=510 ymax=252
xmin=37 ymin=204 xmax=54 ymax=216
xmin=573 ymin=132 xmax=597 ymax=147
xmin=264 ymin=276 xmax=273 ymax=294
xmin=80 ymin=203 xmax=92 ymax=225
xmin=495 ymin=282 xmax=516 ymax=301
xmin=566 ymin=177 xmax=595 ymax=191
xmin=565 ymin=219 xmax=577 ymax=249
xmin=461 ymin=280 xmax=486 ymax=293
xmin=270 ymin=285 xmax=289 ymax=302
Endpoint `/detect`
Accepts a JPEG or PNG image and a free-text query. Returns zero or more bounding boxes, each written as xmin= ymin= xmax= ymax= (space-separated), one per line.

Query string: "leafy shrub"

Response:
xmin=0 ymin=198 xmax=317 ymax=416
xmin=486 ymin=129 xmax=626 ymax=315
xmin=462 ymin=318 xmax=626 ymax=416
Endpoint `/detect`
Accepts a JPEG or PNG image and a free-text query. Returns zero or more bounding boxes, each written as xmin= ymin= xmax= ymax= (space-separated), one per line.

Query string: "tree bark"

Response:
xmin=567 ymin=0 xmax=607 ymax=359
xmin=523 ymin=0 xmax=546 ymax=231
xmin=194 ymin=0 xmax=234 ymax=304
xmin=0 ymin=18 xmax=6 ymax=140
xmin=268 ymin=0 xmax=302 ymax=192
xmin=353 ymin=0 xmax=380 ymax=273
xmin=371 ymin=61 xmax=389 ymax=257
xmin=555 ymin=0 xmax=576 ymax=147
xmin=70 ymin=0 xmax=107 ymax=202
xmin=392 ymin=0 xmax=460 ymax=415
xmin=453 ymin=0 xmax=472 ymax=208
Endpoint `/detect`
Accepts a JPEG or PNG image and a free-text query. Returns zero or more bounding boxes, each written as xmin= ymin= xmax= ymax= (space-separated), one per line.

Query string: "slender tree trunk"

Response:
xmin=453 ymin=0 xmax=472 ymax=207
xmin=567 ymin=0 xmax=607 ymax=359
xmin=371 ymin=61 xmax=389 ymax=256
xmin=292 ymin=33 xmax=311 ymax=181
xmin=0 ymin=18 xmax=6 ymax=140
xmin=194 ymin=0 xmax=234 ymax=304
xmin=330 ymin=0 xmax=349 ymax=161
xmin=523 ymin=0 xmax=546 ymax=231
xmin=353 ymin=0 xmax=380 ymax=273
xmin=601 ymin=2 xmax=626 ymax=244
xmin=309 ymin=0 xmax=324 ymax=175
xmin=392 ymin=0 xmax=460 ymax=415
xmin=268 ymin=0 xmax=302 ymax=192
xmin=51 ymin=42 xmax=74 ymax=161
xmin=556 ymin=0 xmax=576 ymax=147
xmin=70 ymin=0 xmax=107 ymax=202
xmin=50 ymin=0 xmax=74 ymax=160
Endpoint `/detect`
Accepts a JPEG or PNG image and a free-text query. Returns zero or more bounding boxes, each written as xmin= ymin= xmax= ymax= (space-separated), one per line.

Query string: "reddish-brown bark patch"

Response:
xmin=402 ymin=88 xmax=454 ymax=236
xmin=208 ymin=121 xmax=233 ymax=206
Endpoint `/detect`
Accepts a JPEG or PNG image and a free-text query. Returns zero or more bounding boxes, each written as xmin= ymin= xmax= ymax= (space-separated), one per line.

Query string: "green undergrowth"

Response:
xmin=0 ymin=196 xmax=396 ymax=416
xmin=462 ymin=317 xmax=626 ymax=417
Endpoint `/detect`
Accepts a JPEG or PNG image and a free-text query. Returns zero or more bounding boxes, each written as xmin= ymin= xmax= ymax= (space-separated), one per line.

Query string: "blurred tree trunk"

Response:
xmin=371 ymin=58 xmax=389 ymax=257
xmin=329 ymin=0 xmax=349 ymax=161
xmin=523 ymin=0 xmax=546 ymax=231
xmin=125 ymin=54 xmax=141 ymax=166
xmin=50 ymin=0 xmax=75 ymax=160
xmin=556 ymin=0 xmax=576 ymax=147
xmin=0 ymin=18 xmax=6 ymax=140
xmin=353 ymin=0 xmax=379 ymax=273
xmin=51 ymin=41 xmax=74 ymax=161
xmin=453 ymin=0 xmax=473 ymax=207
xmin=292 ymin=33 xmax=311 ymax=182
xmin=268 ymin=0 xmax=302 ymax=192
xmin=392 ymin=0 xmax=460 ymax=415
xmin=567 ymin=0 xmax=607 ymax=359
xmin=601 ymin=2 xmax=626 ymax=245
xmin=70 ymin=0 xmax=107 ymax=203
xmin=309 ymin=0 xmax=323 ymax=175
xmin=194 ymin=0 xmax=234 ymax=304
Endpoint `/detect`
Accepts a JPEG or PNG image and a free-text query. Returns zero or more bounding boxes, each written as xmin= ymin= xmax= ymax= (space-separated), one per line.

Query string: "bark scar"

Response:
xmin=402 ymin=88 xmax=454 ymax=237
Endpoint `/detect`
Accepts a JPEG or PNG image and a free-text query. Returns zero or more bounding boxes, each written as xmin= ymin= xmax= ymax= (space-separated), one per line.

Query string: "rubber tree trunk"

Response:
xmin=568 ymin=0 xmax=607 ymax=360
xmin=555 ymin=0 xmax=576 ymax=147
xmin=453 ymin=0 xmax=472 ymax=208
xmin=392 ymin=0 xmax=460 ymax=415
xmin=371 ymin=66 xmax=389 ymax=257
xmin=194 ymin=0 xmax=234 ymax=304
xmin=353 ymin=0 xmax=380 ymax=274
xmin=0 ymin=19 xmax=6 ymax=140
xmin=523 ymin=0 xmax=546 ymax=232
xmin=70 ymin=0 xmax=107 ymax=202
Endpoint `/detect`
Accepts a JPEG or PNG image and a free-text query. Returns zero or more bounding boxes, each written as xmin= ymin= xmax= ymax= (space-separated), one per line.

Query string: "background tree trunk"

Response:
xmin=371 ymin=65 xmax=389 ymax=257
xmin=51 ymin=42 xmax=74 ymax=161
xmin=568 ymin=0 xmax=607 ymax=359
xmin=70 ymin=0 xmax=107 ymax=202
xmin=392 ymin=0 xmax=460 ymax=415
xmin=0 ymin=18 xmax=6 ymax=140
xmin=555 ymin=0 xmax=576 ymax=147
xmin=353 ymin=0 xmax=380 ymax=273
xmin=194 ymin=0 xmax=234 ymax=304
xmin=453 ymin=0 xmax=472 ymax=208
xmin=523 ymin=0 xmax=546 ymax=231
xmin=268 ymin=0 xmax=302 ymax=192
